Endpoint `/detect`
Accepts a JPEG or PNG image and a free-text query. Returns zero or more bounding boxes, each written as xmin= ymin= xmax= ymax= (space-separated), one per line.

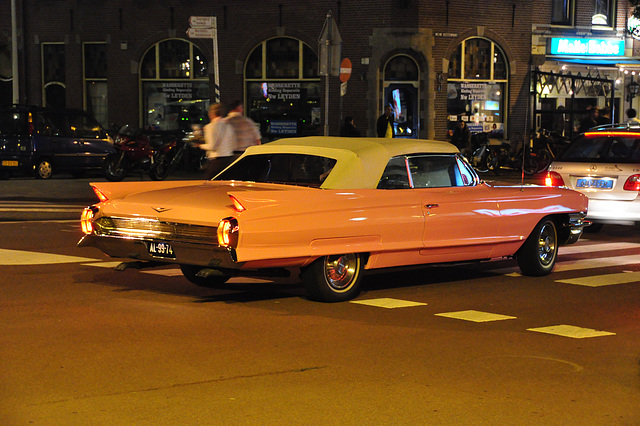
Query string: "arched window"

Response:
xmin=447 ymin=37 xmax=508 ymax=137
xmin=42 ymin=43 xmax=66 ymax=109
xmin=382 ymin=55 xmax=420 ymax=138
xmin=140 ymin=39 xmax=209 ymax=131
xmin=245 ymin=37 xmax=321 ymax=140
xmin=0 ymin=44 xmax=12 ymax=107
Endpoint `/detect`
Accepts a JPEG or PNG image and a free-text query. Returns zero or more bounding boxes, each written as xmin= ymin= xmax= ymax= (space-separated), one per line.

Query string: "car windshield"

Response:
xmin=559 ymin=135 xmax=640 ymax=163
xmin=215 ymin=153 xmax=337 ymax=187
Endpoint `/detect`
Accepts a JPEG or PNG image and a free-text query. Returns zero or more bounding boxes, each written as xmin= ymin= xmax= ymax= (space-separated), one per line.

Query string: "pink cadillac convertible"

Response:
xmin=79 ymin=137 xmax=588 ymax=302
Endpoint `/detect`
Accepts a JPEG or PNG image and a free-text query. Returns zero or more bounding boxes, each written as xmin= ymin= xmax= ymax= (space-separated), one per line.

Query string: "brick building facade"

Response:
xmin=1 ymin=1 xmax=637 ymax=142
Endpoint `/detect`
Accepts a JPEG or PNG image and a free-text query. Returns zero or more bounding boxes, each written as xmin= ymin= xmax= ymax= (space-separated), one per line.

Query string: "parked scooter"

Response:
xmin=102 ymin=125 xmax=178 ymax=181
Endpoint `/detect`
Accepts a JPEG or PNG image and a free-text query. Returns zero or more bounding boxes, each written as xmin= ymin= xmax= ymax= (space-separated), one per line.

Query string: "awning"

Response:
xmin=547 ymin=56 xmax=640 ymax=69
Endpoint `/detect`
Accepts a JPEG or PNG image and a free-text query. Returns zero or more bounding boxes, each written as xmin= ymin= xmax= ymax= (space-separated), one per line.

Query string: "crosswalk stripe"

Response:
xmin=0 ymin=201 xmax=86 ymax=213
xmin=554 ymin=254 xmax=640 ymax=272
xmin=560 ymin=242 xmax=640 ymax=255
xmin=527 ymin=325 xmax=615 ymax=339
xmin=350 ymin=298 xmax=427 ymax=309
xmin=435 ymin=310 xmax=516 ymax=322
xmin=0 ymin=248 xmax=98 ymax=265
xmin=492 ymin=253 xmax=640 ymax=276
xmin=556 ymin=271 xmax=640 ymax=287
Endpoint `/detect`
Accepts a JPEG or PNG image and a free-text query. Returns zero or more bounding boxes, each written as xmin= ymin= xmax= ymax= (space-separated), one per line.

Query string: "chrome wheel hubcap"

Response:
xmin=324 ymin=254 xmax=357 ymax=291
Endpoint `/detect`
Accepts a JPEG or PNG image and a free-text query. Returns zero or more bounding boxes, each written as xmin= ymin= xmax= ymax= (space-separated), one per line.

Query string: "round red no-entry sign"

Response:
xmin=339 ymin=58 xmax=352 ymax=83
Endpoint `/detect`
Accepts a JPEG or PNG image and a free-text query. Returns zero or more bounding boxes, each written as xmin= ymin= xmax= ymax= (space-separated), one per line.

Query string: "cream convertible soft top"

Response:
xmin=238 ymin=137 xmax=459 ymax=190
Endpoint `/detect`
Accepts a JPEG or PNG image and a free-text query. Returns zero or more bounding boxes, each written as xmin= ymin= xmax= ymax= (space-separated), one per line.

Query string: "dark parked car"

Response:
xmin=0 ymin=105 xmax=115 ymax=179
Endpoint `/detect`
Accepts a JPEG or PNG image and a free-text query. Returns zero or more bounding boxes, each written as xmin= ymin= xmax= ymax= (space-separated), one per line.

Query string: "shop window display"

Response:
xmin=245 ymin=37 xmax=321 ymax=140
xmin=140 ymin=39 xmax=209 ymax=131
xmin=447 ymin=38 xmax=508 ymax=138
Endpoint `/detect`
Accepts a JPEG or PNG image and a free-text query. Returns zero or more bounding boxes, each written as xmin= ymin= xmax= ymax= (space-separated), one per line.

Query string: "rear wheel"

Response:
xmin=180 ymin=264 xmax=231 ymax=288
xmin=302 ymin=253 xmax=364 ymax=302
xmin=34 ymin=159 xmax=53 ymax=179
xmin=517 ymin=218 xmax=558 ymax=276
xmin=535 ymin=149 xmax=553 ymax=173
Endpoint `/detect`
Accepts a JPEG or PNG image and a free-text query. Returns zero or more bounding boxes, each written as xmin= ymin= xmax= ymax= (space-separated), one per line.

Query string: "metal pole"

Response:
xmin=212 ymin=17 xmax=220 ymax=102
xmin=11 ymin=0 xmax=19 ymax=104
xmin=323 ymin=37 xmax=330 ymax=136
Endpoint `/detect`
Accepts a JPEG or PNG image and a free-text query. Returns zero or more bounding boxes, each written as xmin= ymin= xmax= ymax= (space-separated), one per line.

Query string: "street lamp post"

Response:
xmin=11 ymin=0 xmax=19 ymax=104
xmin=627 ymin=80 xmax=640 ymax=106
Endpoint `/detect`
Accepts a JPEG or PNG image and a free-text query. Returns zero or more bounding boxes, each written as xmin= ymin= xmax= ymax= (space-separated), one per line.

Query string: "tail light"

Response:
xmin=545 ymin=171 xmax=565 ymax=187
xmin=229 ymin=195 xmax=246 ymax=212
xmin=91 ymin=186 xmax=109 ymax=202
xmin=81 ymin=207 xmax=96 ymax=234
xmin=623 ymin=174 xmax=640 ymax=191
xmin=217 ymin=217 xmax=239 ymax=248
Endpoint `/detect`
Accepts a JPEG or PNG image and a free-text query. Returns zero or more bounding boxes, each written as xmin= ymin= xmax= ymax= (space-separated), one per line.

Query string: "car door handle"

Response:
xmin=425 ymin=204 xmax=439 ymax=208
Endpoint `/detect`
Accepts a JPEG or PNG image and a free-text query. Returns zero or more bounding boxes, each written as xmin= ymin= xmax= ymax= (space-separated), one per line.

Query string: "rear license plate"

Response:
xmin=147 ymin=241 xmax=175 ymax=258
xmin=1 ymin=160 xmax=18 ymax=167
xmin=576 ymin=178 xmax=613 ymax=189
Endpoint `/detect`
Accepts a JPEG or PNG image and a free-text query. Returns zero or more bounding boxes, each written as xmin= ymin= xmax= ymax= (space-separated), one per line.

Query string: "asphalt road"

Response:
xmin=1 ymin=221 xmax=639 ymax=424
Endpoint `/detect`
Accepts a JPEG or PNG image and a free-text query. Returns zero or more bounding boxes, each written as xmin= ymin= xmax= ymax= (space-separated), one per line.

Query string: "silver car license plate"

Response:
xmin=148 ymin=241 xmax=175 ymax=258
xmin=576 ymin=178 xmax=613 ymax=189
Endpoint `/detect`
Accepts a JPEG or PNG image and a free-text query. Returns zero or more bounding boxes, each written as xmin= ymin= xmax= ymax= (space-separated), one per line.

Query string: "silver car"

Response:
xmin=546 ymin=125 xmax=640 ymax=230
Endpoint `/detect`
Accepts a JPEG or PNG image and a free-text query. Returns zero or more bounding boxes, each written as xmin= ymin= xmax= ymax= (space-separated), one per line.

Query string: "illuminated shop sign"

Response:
xmin=628 ymin=16 xmax=640 ymax=41
xmin=549 ymin=38 xmax=624 ymax=56
xmin=262 ymin=82 xmax=302 ymax=101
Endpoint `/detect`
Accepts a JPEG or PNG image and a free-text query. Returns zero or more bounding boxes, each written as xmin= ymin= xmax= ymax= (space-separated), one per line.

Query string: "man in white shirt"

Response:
xmin=200 ymin=103 xmax=237 ymax=179
xmin=626 ymin=108 xmax=640 ymax=125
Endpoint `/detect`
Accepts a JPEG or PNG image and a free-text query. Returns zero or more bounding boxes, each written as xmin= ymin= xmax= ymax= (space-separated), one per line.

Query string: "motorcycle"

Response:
xmin=102 ymin=125 xmax=178 ymax=181
xmin=484 ymin=136 xmax=539 ymax=176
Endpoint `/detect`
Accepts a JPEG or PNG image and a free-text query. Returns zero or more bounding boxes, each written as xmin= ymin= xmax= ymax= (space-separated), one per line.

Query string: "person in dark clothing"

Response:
xmin=376 ymin=105 xmax=394 ymax=138
xmin=340 ymin=116 xmax=361 ymax=137
xmin=450 ymin=119 xmax=471 ymax=157
xmin=598 ymin=107 xmax=611 ymax=125
xmin=579 ymin=106 xmax=599 ymax=133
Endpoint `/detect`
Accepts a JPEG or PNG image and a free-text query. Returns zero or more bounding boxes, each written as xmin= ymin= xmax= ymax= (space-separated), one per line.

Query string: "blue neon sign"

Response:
xmin=550 ymin=38 xmax=624 ymax=56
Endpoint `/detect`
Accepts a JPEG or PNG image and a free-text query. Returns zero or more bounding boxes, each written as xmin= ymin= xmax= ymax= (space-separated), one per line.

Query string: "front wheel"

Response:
xmin=486 ymin=150 xmax=501 ymax=175
xmin=149 ymin=154 xmax=170 ymax=181
xmin=34 ymin=159 xmax=53 ymax=179
xmin=180 ymin=264 xmax=231 ymax=288
xmin=102 ymin=153 xmax=128 ymax=181
xmin=302 ymin=253 xmax=364 ymax=302
xmin=471 ymin=147 xmax=489 ymax=173
xmin=517 ymin=218 xmax=558 ymax=276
